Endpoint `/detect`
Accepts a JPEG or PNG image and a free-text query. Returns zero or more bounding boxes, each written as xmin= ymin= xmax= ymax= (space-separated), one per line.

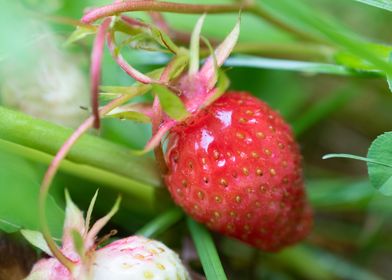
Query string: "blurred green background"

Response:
xmin=0 ymin=0 xmax=392 ymax=279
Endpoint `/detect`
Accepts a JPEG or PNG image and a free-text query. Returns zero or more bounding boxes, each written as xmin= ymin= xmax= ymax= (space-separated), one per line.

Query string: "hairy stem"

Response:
xmin=90 ymin=18 xmax=111 ymax=129
xmin=39 ymin=94 xmax=134 ymax=271
xmin=81 ymin=1 xmax=324 ymax=43
xmin=81 ymin=1 xmax=248 ymax=24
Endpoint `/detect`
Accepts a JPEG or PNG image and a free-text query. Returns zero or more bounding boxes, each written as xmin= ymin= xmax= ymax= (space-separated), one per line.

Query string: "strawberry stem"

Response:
xmin=106 ymin=29 xmax=156 ymax=84
xmin=38 ymin=93 xmax=137 ymax=272
xmin=90 ymin=18 xmax=111 ymax=129
xmin=81 ymin=1 xmax=248 ymax=24
xmin=81 ymin=1 xmax=322 ymax=43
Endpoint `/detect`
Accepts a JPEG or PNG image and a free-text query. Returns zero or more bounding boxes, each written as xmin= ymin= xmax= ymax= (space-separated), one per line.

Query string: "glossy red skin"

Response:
xmin=165 ymin=92 xmax=312 ymax=251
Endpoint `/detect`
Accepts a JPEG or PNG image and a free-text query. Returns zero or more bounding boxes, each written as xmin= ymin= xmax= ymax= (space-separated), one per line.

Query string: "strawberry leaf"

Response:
xmin=86 ymin=196 xmax=121 ymax=243
xmin=149 ymin=25 xmax=179 ymax=54
xmin=105 ymin=110 xmax=151 ymax=123
xmin=85 ymin=190 xmax=99 ymax=233
xmin=21 ymin=229 xmax=53 ymax=256
xmin=71 ymin=229 xmax=85 ymax=257
xmin=65 ymin=26 xmax=96 ymax=46
xmin=189 ymin=14 xmax=206 ymax=75
xmin=201 ymin=17 xmax=240 ymax=88
xmin=153 ymin=84 xmax=189 ymax=121
xmin=324 ymin=132 xmax=392 ymax=196
xmin=367 ymin=132 xmax=392 ymax=196
xmin=203 ymin=70 xmax=230 ymax=107
xmin=166 ymin=53 xmax=189 ymax=81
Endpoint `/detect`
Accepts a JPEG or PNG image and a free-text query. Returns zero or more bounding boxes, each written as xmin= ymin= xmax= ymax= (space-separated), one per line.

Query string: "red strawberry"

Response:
xmin=164 ymin=92 xmax=312 ymax=251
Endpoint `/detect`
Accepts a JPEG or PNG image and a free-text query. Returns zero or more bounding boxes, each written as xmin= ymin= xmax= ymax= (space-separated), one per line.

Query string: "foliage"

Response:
xmin=0 ymin=0 xmax=392 ymax=279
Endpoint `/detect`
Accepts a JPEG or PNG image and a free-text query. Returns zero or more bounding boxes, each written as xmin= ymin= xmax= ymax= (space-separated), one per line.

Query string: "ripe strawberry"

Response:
xmin=164 ymin=92 xmax=312 ymax=251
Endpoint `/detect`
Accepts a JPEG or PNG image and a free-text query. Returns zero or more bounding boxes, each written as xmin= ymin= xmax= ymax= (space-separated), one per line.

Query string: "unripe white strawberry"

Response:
xmin=24 ymin=193 xmax=190 ymax=280
xmin=93 ymin=236 xmax=189 ymax=280
xmin=1 ymin=22 xmax=89 ymax=128
xmin=26 ymin=236 xmax=190 ymax=280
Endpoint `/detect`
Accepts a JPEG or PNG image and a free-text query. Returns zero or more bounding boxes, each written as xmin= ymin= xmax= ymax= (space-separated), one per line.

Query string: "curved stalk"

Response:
xmin=81 ymin=1 xmax=323 ymax=43
xmin=81 ymin=2 xmax=248 ymax=24
xmin=90 ymin=18 xmax=111 ymax=129
xmin=39 ymin=94 xmax=134 ymax=272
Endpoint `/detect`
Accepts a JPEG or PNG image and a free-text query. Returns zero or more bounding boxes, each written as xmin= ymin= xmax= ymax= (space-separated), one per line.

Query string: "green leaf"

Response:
xmin=21 ymin=229 xmax=52 ymax=256
xmin=367 ymin=132 xmax=392 ymax=196
xmin=351 ymin=0 xmax=392 ymax=11
xmin=187 ymin=218 xmax=227 ymax=280
xmin=335 ymin=44 xmax=392 ymax=72
xmin=153 ymin=84 xmax=189 ymax=120
xmin=72 ymin=229 xmax=85 ymax=257
xmin=189 ymin=14 xmax=206 ymax=75
xmin=225 ymin=55 xmax=374 ymax=76
xmin=149 ymin=25 xmax=179 ymax=54
xmin=100 ymin=84 xmax=151 ymax=95
xmin=388 ymin=53 xmax=392 ymax=92
xmin=204 ymin=70 xmax=230 ymax=107
xmin=166 ymin=53 xmax=189 ymax=81
xmin=65 ymin=26 xmax=96 ymax=46
xmin=106 ymin=110 xmax=151 ymax=123
xmin=137 ymin=208 xmax=183 ymax=238
xmin=260 ymin=0 xmax=392 ymax=76
xmin=0 ymin=150 xmax=64 ymax=238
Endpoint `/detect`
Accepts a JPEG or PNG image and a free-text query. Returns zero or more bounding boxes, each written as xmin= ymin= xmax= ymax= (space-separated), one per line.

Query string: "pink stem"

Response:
xmin=149 ymin=12 xmax=170 ymax=34
xmin=39 ymin=94 xmax=134 ymax=272
xmin=82 ymin=1 xmax=245 ymax=24
xmin=144 ymin=120 xmax=177 ymax=152
xmin=90 ymin=18 xmax=111 ymax=129
xmin=121 ymin=15 xmax=148 ymax=28
xmin=106 ymin=31 xmax=156 ymax=84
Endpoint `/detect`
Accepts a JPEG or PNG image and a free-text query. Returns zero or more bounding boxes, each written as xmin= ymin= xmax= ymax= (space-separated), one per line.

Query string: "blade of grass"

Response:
xmin=388 ymin=53 xmax=392 ymax=92
xmin=187 ymin=218 xmax=227 ymax=280
xmin=121 ymin=51 xmax=381 ymax=77
xmin=136 ymin=208 xmax=184 ymax=238
xmin=225 ymin=55 xmax=376 ymax=76
xmin=260 ymin=0 xmax=392 ymax=76
xmin=292 ymin=86 xmax=357 ymax=136
xmin=351 ymin=0 xmax=392 ymax=11
xmin=0 ymin=106 xmax=160 ymax=187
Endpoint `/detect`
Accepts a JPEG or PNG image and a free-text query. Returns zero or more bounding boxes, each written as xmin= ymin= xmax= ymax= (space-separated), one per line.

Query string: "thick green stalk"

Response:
xmin=0 ymin=106 xmax=161 ymax=187
xmin=0 ymin=138 xmax=158 ymax=213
